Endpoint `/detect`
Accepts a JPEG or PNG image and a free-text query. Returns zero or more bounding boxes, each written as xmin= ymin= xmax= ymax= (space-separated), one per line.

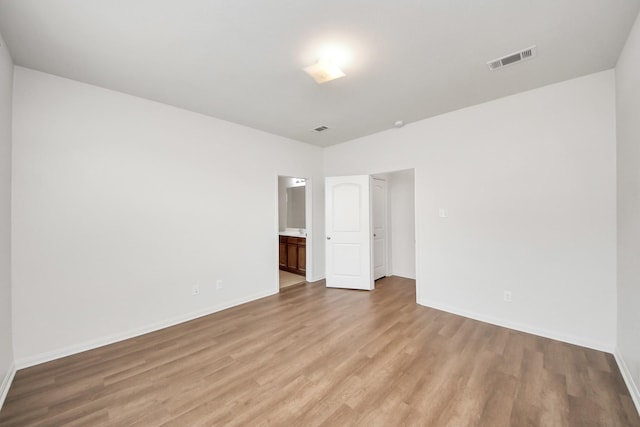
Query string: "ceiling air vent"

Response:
xmin=487 ymin=45 xmax=537 ymax=71
xmin=312 ymin=125 xmax=329 ymax=133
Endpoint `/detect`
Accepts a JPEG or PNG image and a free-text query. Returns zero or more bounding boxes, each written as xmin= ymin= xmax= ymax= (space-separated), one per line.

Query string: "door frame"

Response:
xmin=274 ymin=174 xmax=313 ymax=293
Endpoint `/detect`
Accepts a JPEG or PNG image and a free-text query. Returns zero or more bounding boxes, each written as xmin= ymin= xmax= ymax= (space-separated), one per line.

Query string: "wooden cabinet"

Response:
xmin=297 ymin=239 xmax=306 ymax=274
xmin=279 ymin=235 xmax=306 ymax=275
xmin=279 ymin=239 xmax=287 ymax=268
xmin=287 ymin=241 xmax=298 ymax=270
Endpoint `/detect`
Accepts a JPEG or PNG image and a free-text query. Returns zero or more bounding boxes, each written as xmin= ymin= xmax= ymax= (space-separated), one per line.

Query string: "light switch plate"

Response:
xmin=438 ymin=208 xmax=448 ymax=218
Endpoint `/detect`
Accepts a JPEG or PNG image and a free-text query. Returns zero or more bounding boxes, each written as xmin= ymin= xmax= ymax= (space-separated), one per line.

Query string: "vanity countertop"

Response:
xmin=279 ymin=231 xmax=307 ymax=238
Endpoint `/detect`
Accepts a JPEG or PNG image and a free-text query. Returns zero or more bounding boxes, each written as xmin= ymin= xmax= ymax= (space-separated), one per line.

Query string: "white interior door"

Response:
xmin=325 ymin=175 xmax=373 ymax=290
xmin=372 ymin=178 xmax=387 ymax=280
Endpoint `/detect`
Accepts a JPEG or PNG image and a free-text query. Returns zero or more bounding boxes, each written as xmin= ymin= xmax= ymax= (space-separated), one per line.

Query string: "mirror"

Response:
xmin=286 ymin=185 xmax=306 ymax=229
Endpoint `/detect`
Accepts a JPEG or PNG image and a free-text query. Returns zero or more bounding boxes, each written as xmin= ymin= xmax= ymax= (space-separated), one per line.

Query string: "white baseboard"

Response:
xmin=614 ymin=348 xmax=640 ymax=415
xmin=418 ymin=298 xmax=614 ymax=353
xmin=0 ymin=362 xmax=16 ymax=411
xmin=389 ymin=273 xmax=416 ymax=280
xmin=15 ymin=289 xmax=277 ymax=369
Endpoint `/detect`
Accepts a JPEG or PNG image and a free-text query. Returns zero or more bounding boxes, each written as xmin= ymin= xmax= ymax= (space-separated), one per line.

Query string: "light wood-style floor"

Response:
xmin=1 ymin=276 xmax=638 ymax=426
xmin=279 ymin=270 xmax=306 ymax=289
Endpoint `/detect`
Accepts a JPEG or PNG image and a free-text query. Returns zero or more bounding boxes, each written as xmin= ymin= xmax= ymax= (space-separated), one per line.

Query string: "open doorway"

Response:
xmin=324 ymin=169 xmax=415 ymax=290
xmin=277 ymin=176 xmax=311 ymax=290
xmin=377 ymin=169 xmax=416 ymax=281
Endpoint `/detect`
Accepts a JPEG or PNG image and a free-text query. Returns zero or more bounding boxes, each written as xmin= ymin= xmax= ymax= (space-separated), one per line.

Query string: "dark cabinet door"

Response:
xmin=287 ymin=238 xmax=299 ymax=270
xmin=279 ymin=237 xmax=287 ymax=268
xmin=279 ymin=236 xmax=306 ymax=275
xmin=298 ymin=240 xmax=306 ymax=273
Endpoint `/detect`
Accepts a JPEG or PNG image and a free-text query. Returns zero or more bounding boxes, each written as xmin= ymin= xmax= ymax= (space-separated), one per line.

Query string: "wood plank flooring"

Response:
xmin=1 ymin=276 xmax=638 ymax=426
xmin=279 ymin=270 xmax=306 ymax=289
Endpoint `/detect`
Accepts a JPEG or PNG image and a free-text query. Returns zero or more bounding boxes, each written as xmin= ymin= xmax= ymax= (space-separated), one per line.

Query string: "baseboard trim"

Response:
xmin=418 ymin=298 xmax=613 ymax=353
xmin=310 ymin=274 xmax=325 ymax=283
xmin=614 ymin=347 xmax=640 ymax=415
xmin=15 ymin=289 xmax=278 ymax=369
xmin=0 ymin=362 xmax=16 ymax=411
xmin=389 ymin=274 xmax=416 ymax=280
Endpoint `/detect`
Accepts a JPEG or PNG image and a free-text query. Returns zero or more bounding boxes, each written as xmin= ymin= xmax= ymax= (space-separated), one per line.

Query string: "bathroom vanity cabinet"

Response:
xmin=279 ymin=235 xmax=306 ymax=276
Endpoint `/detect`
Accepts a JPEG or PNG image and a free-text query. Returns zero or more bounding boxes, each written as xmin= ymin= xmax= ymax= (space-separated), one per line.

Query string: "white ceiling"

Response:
xmin=0 ymin=0 xmax=638 ymax=147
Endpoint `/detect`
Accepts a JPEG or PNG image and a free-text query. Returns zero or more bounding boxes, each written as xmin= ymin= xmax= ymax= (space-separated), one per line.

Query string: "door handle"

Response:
xmin=326 ymin=236 xmax=331 ymax=240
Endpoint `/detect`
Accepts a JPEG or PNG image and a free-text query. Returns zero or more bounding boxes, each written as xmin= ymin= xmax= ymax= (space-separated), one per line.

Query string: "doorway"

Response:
xmin=381 ymin=169 xmax=416 ymax=281
xmin=325 ymin=169 xmax=416 ymax=290
xmin=277 ymin=175 xmax=311 ymax=290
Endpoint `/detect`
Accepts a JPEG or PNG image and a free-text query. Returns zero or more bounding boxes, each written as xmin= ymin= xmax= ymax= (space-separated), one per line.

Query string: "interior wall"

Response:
xmin=0 ymin=31 xmax=15 ymax=407
xmin=324 ymin=70 xmax=617 ymax=351
xmin=11 ymin=67 xmax=324 ymax=365
xmin=388 ymin=169 xmax=416 ymax=279
xmin=615 ymin=10 xmax=640 ymax=408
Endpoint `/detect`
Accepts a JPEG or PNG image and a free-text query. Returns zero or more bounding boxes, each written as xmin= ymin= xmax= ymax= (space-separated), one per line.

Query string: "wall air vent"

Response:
xmin=312 ymin=125 xmax=329 ymax=133
xmin=487 ymin=45 xmax=537 ymax=71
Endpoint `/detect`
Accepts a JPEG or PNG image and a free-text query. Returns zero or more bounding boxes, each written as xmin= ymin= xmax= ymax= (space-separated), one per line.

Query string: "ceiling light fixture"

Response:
xmin=304 ymin=46 xmax=349 ymax=84
xmin=304 ymin=61 xmax=345 ymax=84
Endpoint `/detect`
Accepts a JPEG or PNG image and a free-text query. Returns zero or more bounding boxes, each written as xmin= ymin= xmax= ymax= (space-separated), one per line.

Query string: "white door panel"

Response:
xmin=325 ymin=176 xmax=373 ymax=290
xmin=333 ymin=244 xmax=361 ymax=276
xmin=332 ymin=184 xmax=361 ymax=231
xmin=372 ymin=178 xmax=387 ymax=280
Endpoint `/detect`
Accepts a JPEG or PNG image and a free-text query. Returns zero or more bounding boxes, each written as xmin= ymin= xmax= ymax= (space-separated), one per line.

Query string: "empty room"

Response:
xmin=1 ymin=1 xmax=640 ymax=425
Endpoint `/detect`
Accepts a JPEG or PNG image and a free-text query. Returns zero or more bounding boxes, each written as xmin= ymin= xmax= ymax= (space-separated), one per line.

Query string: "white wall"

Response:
xmin=11 ymin=67 xmax=324 ymax=365
xmin=615 ymin=11 xmax=640 ymax=410
xmin=0 ymin=31 xmax=15 ymax=408
xmin=388 ymin=169 xmax=415 ymax=279
xmin=325 ymin=70 xmax=617 ymax=351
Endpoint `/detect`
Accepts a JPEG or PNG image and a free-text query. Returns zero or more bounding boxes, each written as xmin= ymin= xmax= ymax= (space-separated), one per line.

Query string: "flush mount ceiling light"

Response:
xmin=304 ymin=46 xmax=349 ymax=84
xmin=304 ymin=61 xmax=345 ymax=84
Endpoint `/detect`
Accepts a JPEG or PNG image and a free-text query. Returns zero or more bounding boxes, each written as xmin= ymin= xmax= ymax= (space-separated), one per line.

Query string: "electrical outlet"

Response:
xmin=503 ymin=290 xmax=512 ymax=302
xmin=192 ymin=284 xmax=200 ymax=296
xmin=216 ymin=280 xmax=223 ymax=290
